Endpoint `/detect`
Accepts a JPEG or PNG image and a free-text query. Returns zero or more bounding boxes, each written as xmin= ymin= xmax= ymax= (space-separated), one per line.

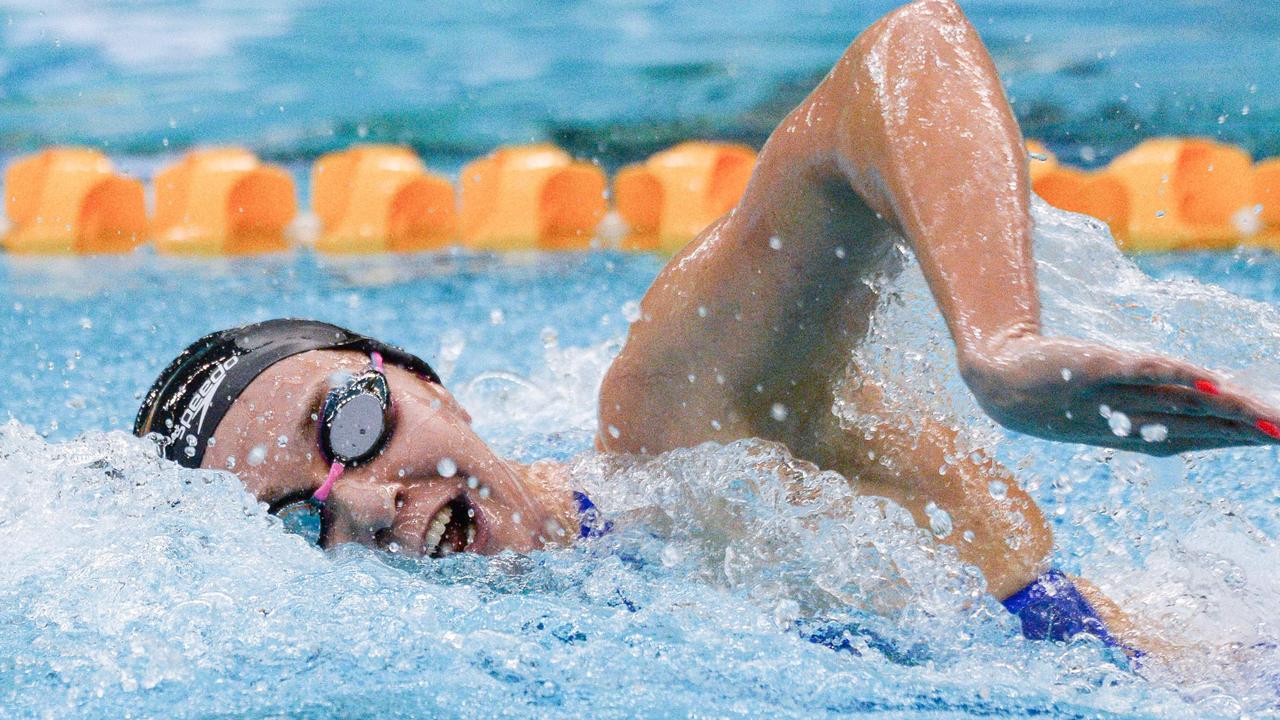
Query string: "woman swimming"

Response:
xmin=135 ymin=0 xmax=1280 ymax=657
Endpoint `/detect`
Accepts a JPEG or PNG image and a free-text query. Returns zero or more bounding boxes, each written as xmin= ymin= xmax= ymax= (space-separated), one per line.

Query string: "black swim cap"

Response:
xmin=134 ymin=319 xmax=440 ymax=469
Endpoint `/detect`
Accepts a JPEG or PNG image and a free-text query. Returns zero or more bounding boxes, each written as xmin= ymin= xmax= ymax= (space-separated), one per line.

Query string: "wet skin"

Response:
xmin=199 ymin=0 xmax=1280 ymax=655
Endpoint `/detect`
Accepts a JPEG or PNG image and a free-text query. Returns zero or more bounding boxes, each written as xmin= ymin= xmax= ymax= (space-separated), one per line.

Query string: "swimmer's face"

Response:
xmin=203 ymin=350 xmax=577 ymax=556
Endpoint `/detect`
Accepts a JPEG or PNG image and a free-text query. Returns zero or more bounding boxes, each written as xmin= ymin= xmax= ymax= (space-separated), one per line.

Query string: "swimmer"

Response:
xmin=135 ymin=0 xmax=1280 ymax=657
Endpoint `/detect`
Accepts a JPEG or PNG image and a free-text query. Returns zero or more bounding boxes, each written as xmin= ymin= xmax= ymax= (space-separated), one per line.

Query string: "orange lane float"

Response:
xmin=152 ymin=148 xmax=297 ymax=255
xmin=1026 ymin=140 xmax=1131 ymax=243
xmin=459 ymin=144 xmax=607 ymax=251
xmin=1104 ymin=137 xmax=1255 ymax=252
xmin=613 ymin=141 xmax=756 ymax=253
xmin=3 ymin=147 xmax=147 ymax=254
xmin=312 ymin=145 xmax=456 ymax=253
xmin=1032 ymin=167 xmax=1132 ymax=248
xmin=1254 ymin=158 xmax=1280 ymax=246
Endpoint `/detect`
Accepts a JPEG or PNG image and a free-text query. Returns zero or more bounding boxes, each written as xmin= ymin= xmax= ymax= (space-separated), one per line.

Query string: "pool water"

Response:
xmin=1 ymin=0 xmax=1276 ymax=170
xmin=6 ymin=202 xmax=1280 ymax=718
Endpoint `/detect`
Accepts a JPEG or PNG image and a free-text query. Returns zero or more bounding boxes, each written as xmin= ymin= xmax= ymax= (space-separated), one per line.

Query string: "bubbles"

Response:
xmin=277 ymin=435 xmax=289 ymax=448
xmin=436 ymin=457 xmax=457 ymax=478
xmin=1139 ymin=423 xmax=1168 ymax=443
xmin=924 ymin=502 xmax=953 ymax=539
xmin=770 ymin=403 xmax=788 ymax=422
xmin=247 ymin=445 xmax=268 ymax=467
xmin=1107 ymin=410 xmax=1132 ymax=437
xmin=768 ymin=236 xmax=783 ymax=250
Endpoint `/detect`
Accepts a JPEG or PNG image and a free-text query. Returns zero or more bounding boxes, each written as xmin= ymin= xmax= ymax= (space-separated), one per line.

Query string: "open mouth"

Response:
xmin=422 ymin=494 xmax=478 ymax=557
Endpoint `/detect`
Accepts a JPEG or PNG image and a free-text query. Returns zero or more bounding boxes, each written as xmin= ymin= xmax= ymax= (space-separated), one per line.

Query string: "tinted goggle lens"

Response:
xmin=276 ymin=500 xmax=323 ymax=544
xmin=320 ymin=370 xmax=391 ymax=466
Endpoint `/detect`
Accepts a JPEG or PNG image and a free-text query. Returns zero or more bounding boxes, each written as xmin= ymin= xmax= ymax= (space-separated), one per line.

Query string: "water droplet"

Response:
xmin=225 ymin=456 xmax=236 ymax=470
xmin=988 ymin=480 xmax=1008 ymax=500
xmin=660 ymin=544 xmax=684 ymax=567
xmin=248 ymin=445 xmax=268 ymax=466
xmin=770 ymin=403 xmax=788 ymax=422
xmin=467 ymin=476 xmax=479 ymax=489
xmin=607 ymin=425 xmax=621 ymax=439
xmin=511 ymin=512 xmax=522 ymax=524
xmin=478 ymin=486 xmax=491 ymax=499
xmin=924 ymin=501 xmax=953 ymax=539
xmin=1139 ymin=423 xmax=1168 ymax=442
xmin=1060 ymin=368 xmax=1072 ymax=382
xmin=1108 ymin=410 xmax=1132 ymax=437
xmin=276 ymin=435 xmax=289 ymax=448
xmin=962 ymin=530 xmax=975 ymax=543
xmin=768 ymin=236 xmax=782 ymax=250
xmin=436 ymin=458 xmax=458 ymax=477
xmin=78 ymin=318 xmax=92 ymax=330
xmin=834 ymin=246 xmax=847 ymax=259
xmin=772 ymin=598 xmax=800 ymax=628
xmin=697 ymin=306 xmax=707 ymax=318
xmin=621 ymin=300 xmax=642 ymax=323
xmin=489 ymin=308 xmax=505 ymax=325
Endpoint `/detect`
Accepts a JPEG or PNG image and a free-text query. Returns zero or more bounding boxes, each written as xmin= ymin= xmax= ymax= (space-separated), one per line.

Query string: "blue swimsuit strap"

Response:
xmin=1002 ymin=569 xmax=1138 ymax=656
xmin=573 ymin=491 xmax=613 ymax=539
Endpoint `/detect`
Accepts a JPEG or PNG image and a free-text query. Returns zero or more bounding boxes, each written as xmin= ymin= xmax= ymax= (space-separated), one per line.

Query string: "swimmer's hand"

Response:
xmin=961 ymin=335 xmax=1280 ymax=455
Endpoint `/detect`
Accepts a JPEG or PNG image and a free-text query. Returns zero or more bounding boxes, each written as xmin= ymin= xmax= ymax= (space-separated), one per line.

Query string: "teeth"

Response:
xmin=423 ymin=505 xmax=452 ymax=555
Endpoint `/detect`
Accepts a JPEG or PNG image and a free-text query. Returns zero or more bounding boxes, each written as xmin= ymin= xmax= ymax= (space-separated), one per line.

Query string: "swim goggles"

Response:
xmin=311 ymin=351 xmax=392 ymax=503
xmin=274 ymin=351 xmax=393 ymax=544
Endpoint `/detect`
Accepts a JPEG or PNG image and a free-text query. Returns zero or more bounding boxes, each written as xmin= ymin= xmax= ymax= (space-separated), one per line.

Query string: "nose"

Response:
xmin=319 ymin=475 xmax=400 ymax=548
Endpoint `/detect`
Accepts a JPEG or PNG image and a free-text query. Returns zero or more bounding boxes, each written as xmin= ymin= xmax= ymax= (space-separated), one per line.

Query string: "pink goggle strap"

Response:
xmin=313 ymin=461 xmax=344 ymax=503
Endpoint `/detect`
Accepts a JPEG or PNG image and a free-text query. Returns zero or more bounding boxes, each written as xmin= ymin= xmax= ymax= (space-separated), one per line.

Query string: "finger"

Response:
xmin=1100 ymin=382 xmax=1280 ymax=439
xmin=1090 ymin=384 xmax=1214 ymax=417
xmin=1098 ymin=353 xmax=1221 ymax=390
xmin=1109 ymin=412 xmax=1267 ymax=449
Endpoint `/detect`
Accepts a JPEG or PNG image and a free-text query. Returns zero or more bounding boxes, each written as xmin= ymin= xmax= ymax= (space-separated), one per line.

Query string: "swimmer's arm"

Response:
xmin=598 ymin=0 xmax=1280 ymax=455
xmin=821 ymin=0 xmax=1280 ymax=455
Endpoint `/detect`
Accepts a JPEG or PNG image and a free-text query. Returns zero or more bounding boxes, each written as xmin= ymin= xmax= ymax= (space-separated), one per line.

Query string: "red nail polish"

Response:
xmin=1194 ymin=379 xmax=1220 ymax=395
xmin=1257 ymin=420 xmax=1280 ymax=439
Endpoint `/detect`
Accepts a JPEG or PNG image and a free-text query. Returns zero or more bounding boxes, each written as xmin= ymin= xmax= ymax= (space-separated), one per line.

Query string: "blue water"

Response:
xmin=0 ymin=0 xmax=1277 ymax=170
xmin=6 ymin=202 xmax=1280 ymax=717
xmin=4 ymin=1 xmax=1280 ymax=717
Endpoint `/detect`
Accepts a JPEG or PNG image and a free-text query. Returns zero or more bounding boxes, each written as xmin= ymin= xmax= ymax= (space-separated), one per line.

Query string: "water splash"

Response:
xmin=5 ymin=202 xmax=1280 ymax=714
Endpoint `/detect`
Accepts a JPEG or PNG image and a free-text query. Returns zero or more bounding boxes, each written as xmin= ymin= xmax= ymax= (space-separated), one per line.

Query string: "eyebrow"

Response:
xmin=295 ymin=375 xmax=329 ymax=443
